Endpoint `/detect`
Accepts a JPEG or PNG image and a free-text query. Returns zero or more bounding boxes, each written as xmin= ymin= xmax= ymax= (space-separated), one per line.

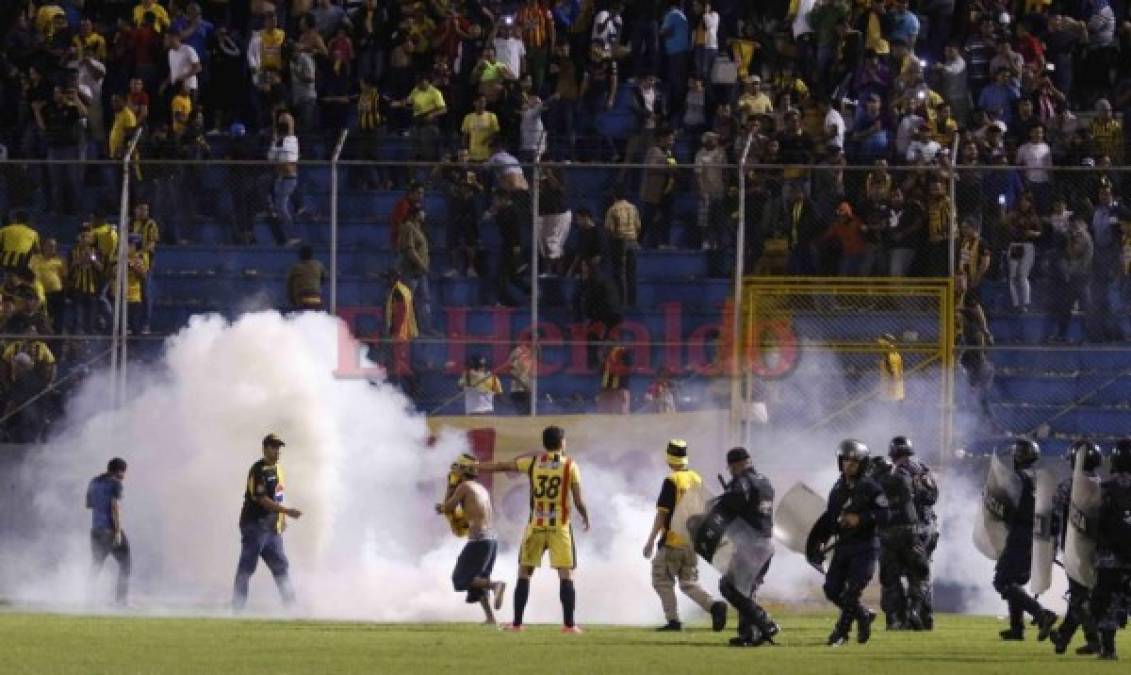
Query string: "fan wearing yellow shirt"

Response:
xmin=0 ymin=211 xmax=42 ymax=271
xmin=74 ymin=19 xmax=108 ymax=61
xmin=461 ymin=94 xmax=500 ymax=162
xmin=171 ymin=83 xmax=193 ymax=136
xmin=29 ymin=238 xmax=67 ymax=334
xmin=133 ymin=0 xmax=171 ymax=32
xmin=111 ymin=236 xmax=150 ymax=334
xmin=108 ymin=95 xmax=138 ymax=160
xmin=478 ymin=426 xmax=590 ymax=633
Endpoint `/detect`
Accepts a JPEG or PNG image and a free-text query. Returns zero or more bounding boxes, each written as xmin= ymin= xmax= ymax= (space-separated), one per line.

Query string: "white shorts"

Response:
xmin=537 ymin=211 xmax=572 ymax=260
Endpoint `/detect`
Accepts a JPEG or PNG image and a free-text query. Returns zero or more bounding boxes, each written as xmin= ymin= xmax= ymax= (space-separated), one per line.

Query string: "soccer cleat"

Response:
xmin=504 ymin=623 xmax=526 ymax=632
xmin=710 ymin=601 xmax=728 ymax=632
xmin=493 ymin=582 xmax=507 ymax=612
xmin=827 ymin=629 xmax=849 ymax=647
xmin=1036 ymin=611 xmax=1058 ymax=642
xmin=999 ymin=628 xmax=1024 ymax=641
xmin=656 ymin=620 xmax=682 ymax=632
xmin=857 ymin=609 xmax=876 ymax=644
xmin=561 ymin=625 xmax=583 ymax=634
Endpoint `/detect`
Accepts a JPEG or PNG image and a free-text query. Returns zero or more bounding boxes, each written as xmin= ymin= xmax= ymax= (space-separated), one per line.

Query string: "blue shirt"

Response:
xmin=977 ymin=83 xmax=1019 ymax=125
xmin=888 ymin=9 xmax=920 ymax=44
xmin=661 ymin=8 xmax=690 ymax=55
xmin=86 ymin=474 xmax=122 ymax=531
xmin=170 ymin=17 xmax=214 ymax=64
xmin=1092 ymin=204 xmax=1120 ymax=249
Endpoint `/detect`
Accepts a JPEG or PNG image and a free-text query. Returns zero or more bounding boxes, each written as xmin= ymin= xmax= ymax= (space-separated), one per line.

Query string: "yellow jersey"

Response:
xmin=517 ymin=452 xmax=582 ymax=529
xmin=259 ymin=28 xmax=286 ymax=72
xmin=881 ymin=350 xmax=905 ymax=402
xmin=29 ymin=254 xmax=65 ymax=294
xmin=109 ymin=107 xmax=138 ymax=159
xmin=0 ymin=223 xmax=40 ymax=267
xmin=133 ymin=2 xmax=171 ymax=32
xmin=3 ymin=340 xmax=56 ymax=374
xmin=657 ymin=468 xmax=702 ymax=548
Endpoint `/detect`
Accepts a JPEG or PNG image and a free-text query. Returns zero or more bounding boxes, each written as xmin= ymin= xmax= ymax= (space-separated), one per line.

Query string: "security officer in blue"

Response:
xmin=717 ymin=447 xmax=780 ymax=647
xmin=1050 ymin=441 xmax=1103 ymax=655
xmin=871 ymin=438 xmax=932 ymax=632
xmin=1091 ymin=438 xmax=1131 ymax=660
xmin=821 ymin=439 xmax=890 ymax=647
xmin=995 ymin=438 xmax=1058 ymax=641
xmin=232 ymin=433 xmax=304 ymax=611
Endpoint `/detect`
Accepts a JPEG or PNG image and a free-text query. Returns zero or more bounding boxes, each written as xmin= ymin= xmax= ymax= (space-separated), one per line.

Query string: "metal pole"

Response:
xmin=948 ymin=136 xmax=960 ymax=278
xmin=530 ymin=158 xmax=540 ymax=417
xmin=111 ymin=128 xmax=144 ymax=406
xmin=730 ymin=137 xmax=753 ymax=445
xmin=330 ymin=129 xmax=349 ymax=315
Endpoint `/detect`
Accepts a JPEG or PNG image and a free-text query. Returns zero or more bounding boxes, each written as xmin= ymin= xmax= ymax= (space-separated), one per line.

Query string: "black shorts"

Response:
xmin=452 ymin=538 xmax=498 ymax=603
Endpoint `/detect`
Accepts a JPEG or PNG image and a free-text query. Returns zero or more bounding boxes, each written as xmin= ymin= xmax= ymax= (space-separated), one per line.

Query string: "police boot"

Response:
xmin=1050 ymin=628 xmax=1069 ymax=655
xmin=1098 ymin=630 xmax=1118 ymax=660
xmin=827 ymin=612 xmax=853 ymax=647
xmin=857 ymin=608 xmax=877 ymax=644
xmin=999 ymin=628 xmax=1024 ymax=641
xmin=1036 ymin=610 xmax=1058 ymax=642
xmin=885 ymin=611 xmax=906 ymax=631
xmin=656 ymin=620 xmax=682 ymax=632
xmin=751 ymin=621 xmax=780 ymax=646
xmin=1075 ymin=641 xmax=1100 ymax=656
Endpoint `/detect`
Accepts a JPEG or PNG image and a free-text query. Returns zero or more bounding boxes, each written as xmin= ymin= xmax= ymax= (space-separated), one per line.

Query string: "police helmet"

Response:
xmin=868 ymin=455 xmax=893 ymax=478
xmin=888 ymin=436 xmax=914 ymax=459
xmin=1066 ymin=440 xmax=1103 ymax=472
xmin=838 ymin=439 xmax=870 ymax=463
xmin=1111 ymin=438 xmax=1131 ymax=473
xmin=1010 ymin=438 xmax=1040 ymax=468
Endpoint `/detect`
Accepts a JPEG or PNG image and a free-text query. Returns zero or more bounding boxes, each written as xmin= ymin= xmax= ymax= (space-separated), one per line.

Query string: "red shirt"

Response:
xmin=822 ymin=217 xmax=867 ymax=256
xmin=1017 ymin=34 xmax=1045 ymax=65
xmin=389 ymin=197 xmax=416 ymax=247
xmin=132 ymin=25 xmax=162 ymax=66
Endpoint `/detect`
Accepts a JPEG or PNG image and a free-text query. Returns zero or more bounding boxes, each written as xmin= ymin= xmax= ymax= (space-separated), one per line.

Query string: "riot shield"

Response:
xmin=673 ymin=483 xmax=775 ymax=597
xmin=1030 ymin=468 xmax=1058 ymax=595
xmin=1065 ymin=458 xmax=1102 ymax=589
xmin=776 ymin=482 xmax=832 ymax=574
xmin=972 ymin=453 xmax=1022 ymax=560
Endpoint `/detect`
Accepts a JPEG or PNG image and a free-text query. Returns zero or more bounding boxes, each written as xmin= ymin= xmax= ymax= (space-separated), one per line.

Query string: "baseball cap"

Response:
xmin=726 ymin=447 xmax=750 ymax=464
xmin=263 ymin=433 xmax=286 ymax=447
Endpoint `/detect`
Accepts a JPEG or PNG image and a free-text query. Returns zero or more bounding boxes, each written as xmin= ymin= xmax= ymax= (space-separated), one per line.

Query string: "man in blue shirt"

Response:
xmin=86 ymin=457 xmax=130 ymax=605
xmin=887 ymin=0 xmax=920 ymax=49
xmin=977 ymin=68 xmax=1020 ymax=126
xmin=170 ymin=3 xmax=214 ymax=68
xmin=660 ymin=0 xmax=690 ymax=121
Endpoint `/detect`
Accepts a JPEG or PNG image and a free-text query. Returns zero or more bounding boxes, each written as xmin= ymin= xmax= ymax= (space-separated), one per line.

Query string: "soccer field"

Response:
xmin=1 ymin=611 xmax=1127 ymax=674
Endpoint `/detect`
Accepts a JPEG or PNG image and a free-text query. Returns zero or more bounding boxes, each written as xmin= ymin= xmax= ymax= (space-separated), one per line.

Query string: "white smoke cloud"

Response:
xmin=0 ymin=313 xmax=1068 ymax=625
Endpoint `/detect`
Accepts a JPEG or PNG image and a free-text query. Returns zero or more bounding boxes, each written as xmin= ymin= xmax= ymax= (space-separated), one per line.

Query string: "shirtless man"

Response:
xmin=437 ymin=453 xmax=506 ymax=623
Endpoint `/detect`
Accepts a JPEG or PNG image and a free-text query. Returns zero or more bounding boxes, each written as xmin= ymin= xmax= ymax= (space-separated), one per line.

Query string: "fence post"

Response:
xmin=730 ymin=137 xmax=754 ymax=445
xmin=111 ymin=128 xmax=144 ymax=406
xmin=949 ymin=136 xmax=960 ymax=279
xmin=330 ymin=129 xmax=349 ymax=315
xmin=530 ymin=159 xmax=540 ymax=417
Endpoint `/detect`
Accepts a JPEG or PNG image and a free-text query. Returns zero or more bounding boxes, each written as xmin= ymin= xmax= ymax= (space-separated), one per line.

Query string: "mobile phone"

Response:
xmin=998 ymin=194 xmax=1006 ymax=206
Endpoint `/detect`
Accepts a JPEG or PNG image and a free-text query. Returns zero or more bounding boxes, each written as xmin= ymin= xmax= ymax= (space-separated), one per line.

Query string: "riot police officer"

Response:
xmin=1090 ymin=438 xmax=1131 ymax=660
xmin=871 ymin=437 xmax=933 ymax=631
xmin=1050 ymin=441 xmax=1103 ymax=655
xmin=892 ymin=436 xmax=938 ymax=629
xmin=994 ymin=438 xmax=1058 ymax=641
xmin=822 ymin=439 xmax=890 ymax=647
xmin=717 ymin=447 xmax=780 ymax=647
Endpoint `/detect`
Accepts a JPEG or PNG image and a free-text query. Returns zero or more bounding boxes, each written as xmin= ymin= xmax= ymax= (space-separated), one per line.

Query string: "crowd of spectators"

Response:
xmin=3 ymin=0 xmax=1131 ymax=420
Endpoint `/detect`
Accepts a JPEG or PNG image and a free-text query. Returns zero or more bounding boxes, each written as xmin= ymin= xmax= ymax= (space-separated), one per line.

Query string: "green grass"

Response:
xmin=1 ymin=611 xmax=1128 ymax=674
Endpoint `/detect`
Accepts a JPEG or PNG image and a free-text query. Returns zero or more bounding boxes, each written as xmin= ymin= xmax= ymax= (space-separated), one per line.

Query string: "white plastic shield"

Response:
xmin=774 ymin=482 xmax=827 ymax=555
xmin=1065 ymin=458 xmax=1102 ymax=589
xmin=1030 ymin=468 xmax=1058 ymax=595
xmin=973 ymin=453 xmax=1022 ymax=560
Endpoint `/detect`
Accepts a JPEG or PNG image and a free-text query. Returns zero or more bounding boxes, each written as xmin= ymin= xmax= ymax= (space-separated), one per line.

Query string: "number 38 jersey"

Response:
xmin=516 ymin=452 xmax=582 ymax=529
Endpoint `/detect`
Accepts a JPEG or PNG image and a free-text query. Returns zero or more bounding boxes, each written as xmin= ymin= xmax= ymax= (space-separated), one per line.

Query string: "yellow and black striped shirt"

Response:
xmin=68 ymin=247 xmax=101 ymax=295
xmin=358 ymin=89 xmax=382 ymax=130
xmin=0 ymin=223 xmax=40 ymax=268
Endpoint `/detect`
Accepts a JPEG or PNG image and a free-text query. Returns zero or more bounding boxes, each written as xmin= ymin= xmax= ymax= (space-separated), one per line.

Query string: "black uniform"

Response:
xmin=1051 ymin=474 xmax=1099 ymax=652
xmin=993 ymin=463 xmax=1055 ymax=638
xmin=1090 ymin=473 xmax=1131 ymax=659
xmin=823 ymin=474 xmax=890 ymax=641
xmin=717 ymin=467 xmax=778 ymax=645
xmin=874 ymin=460 xmax=932 ymax=630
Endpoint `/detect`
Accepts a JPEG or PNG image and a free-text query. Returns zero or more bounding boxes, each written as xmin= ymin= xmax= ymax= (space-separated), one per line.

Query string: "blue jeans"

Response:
xmin=272 ymin=176 xmax=298 ymax=243
xmin=233 ymin=522 xmax=294 ymax=609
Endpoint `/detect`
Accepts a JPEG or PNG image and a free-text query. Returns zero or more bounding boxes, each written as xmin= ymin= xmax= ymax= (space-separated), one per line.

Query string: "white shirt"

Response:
xmin=895 ymin=114 xmax=924 ymax=157
xmin=267 ymin=135 xmax=300 ymax=163
xmin=168 ymin=44 xmax=201 ymax=91
xmin=906 ymin=138 xmax=942 ymax=163
xmin=494 ymin=37 xmax=525 ymax=80
xmin=824 ymin=108 xmax=846 ymax=149
xmin=701 ymin=11 xmax=719 ymax=50
xmin=1016 ymin=141 xmax=1052 ymax=183
xmin=520 ymin=102 xmax=546 ymax=155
